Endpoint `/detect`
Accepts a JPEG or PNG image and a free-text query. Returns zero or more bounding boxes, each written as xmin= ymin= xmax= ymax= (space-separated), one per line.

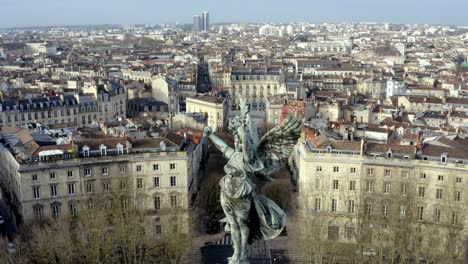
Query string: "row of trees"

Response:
xmin=292 ymin=179 xmax=468 ymax=264
xmin=8 ymin=193 xmax=190 ymax=264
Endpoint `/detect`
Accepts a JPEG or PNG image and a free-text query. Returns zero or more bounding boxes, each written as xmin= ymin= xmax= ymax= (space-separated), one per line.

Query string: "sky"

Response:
xmin=1 ymin=0 xmax=468 ymax=28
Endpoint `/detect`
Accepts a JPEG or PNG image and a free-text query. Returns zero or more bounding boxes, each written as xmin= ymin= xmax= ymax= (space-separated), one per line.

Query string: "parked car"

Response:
xmin=7 ymin=242 xmax=15 ymax=254
xmin=356 ymin=248 xmax=376 ymax=257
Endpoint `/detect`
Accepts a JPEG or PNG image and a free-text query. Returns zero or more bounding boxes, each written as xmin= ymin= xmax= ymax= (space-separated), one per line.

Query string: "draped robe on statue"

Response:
xmin=219 ymin=151 xmax=286 ymax=244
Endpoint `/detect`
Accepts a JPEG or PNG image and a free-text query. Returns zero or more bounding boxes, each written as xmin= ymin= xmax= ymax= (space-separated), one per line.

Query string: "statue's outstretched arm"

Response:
xmin=204 ymin=127 xmax=234 ymax=160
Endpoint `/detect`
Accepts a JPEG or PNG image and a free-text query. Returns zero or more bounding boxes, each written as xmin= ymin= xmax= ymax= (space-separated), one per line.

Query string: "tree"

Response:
xmin=261 ymin=178 xmax=292 ymax=211
xmin=11 ymin=192 xmax=190 ymax=264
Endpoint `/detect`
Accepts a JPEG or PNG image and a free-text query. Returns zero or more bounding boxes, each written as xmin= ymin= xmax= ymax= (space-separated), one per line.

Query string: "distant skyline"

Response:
xmin=1 ymin=0 xmax=468 ymax=28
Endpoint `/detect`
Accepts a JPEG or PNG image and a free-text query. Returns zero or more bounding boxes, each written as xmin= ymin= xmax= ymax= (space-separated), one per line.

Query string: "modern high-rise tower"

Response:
xmin=201 ymin=11 xmax=209 ymax=31
xmin=193 ymin=15 xmax=201 ymax=32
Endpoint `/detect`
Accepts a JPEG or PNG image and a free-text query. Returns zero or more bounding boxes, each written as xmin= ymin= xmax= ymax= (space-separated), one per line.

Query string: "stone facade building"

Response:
xmin=229 ymin=68 xmax=285 ymax=110
xmin=186 ymin=95 xmax=228 ymax=132
xmin=291 ymin=134 xmax=468 ymax=257
xmin=0 ymin=128 xmax=205 ymax=235
xmin=0 ymin=80 xmax=127 ymax=127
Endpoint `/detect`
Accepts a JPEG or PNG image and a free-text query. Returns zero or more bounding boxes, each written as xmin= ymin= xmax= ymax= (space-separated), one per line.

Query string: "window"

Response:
xmin=50 ymin=185 xmax=58 ymax=197
xmin=333 ymin=180 xmax=339 ymax=190
xmin=383 ymin=183 xmax=391 ymax=194
xmin=400 ymin=205 xmax=406 ymax=218
xmin=84 ymin=168 xmax=92 ymax=177
xmin=401 ymin=171 xmax=409 ymax=178
xmin=103 ymin=181 xmax=110 ymax=191
xmin=316 ymin=166 xmax=322 ymax=172
xmin=69 ymin=203 xmax=77 ymax=217
xmin=366 ymin=181 xmax=374 ymax=192
xmin=51 ymin=203 xmax=61 ymax=219
xmin=349 ymin=180 xmax=356 ymax=191
xmin=120 ymin=165 xmax=126 ymax=173
xmin=86 ymin=182 xmax=93 ymax=193
xmin=451 ymin=211 xmax=458 ymax=225
xmin=50 ymin=172 xmax=56 ymax=180
xmin=350 ymin=167 xmax=356 ymax=174
xmin=155 ymin=225 xmax=162 ymax=235
xmin=455 ymin=191 xmax=461 ymax=202
xmin=401 ymin=184 xmax=407 ymax=196
xmin=102 ymin=167 xmax=109 ymax=175
xmin=314 ymin=198 xmax=321 ymax=211
xmin=438 ymin=175 xmax=444 ymax=181
xmin=328 ymin=223 xmax=339 ymax=241
xmin=32 ymin=174 xmax=38 ymax=182
xmin=346 ymin=227 xmax=355 ymax=240
xmin=154 ymin=196 xmax=161 ymax=210
xmin=383 ymin=205 xmax=389 ymax=217
xmin=120 ymin=180 xmax=127 ymax=190
xmin=384 ymin=170 xmax=392 ymax=177
xmin=348 ymin=200 xmax=355 ymax=213
xmin=420 ymin=173 xmax=426 ymax=179
xmin=170 ymin=163 xmax=176 ymax=170
xmin=137 ymin=178 xmax=143 ymax=189
xmin=418 ymin=206 xmax=424 ymax=221
xmin=154 ymin=177 xmax=160 ymax=188
xmin=455 ymin=177 xmax=462 ymax=183
xmin=333 ymin=166 xmax=339 ymax=173
xmin=171 ymin=195 xmax=178 ymax=208
xmin=365 ymin=202 xmax=373 ymax=215
xmin=367 ymin=168 xmax=374 ymax=176
xmin=67 ymin=171 xmax=73 ymax=177
xmin=136 ymin=165 xmax=142 ymax=172
xmin=33 ymin=187 xmax=40 ymax=199
xmin=153 ymin=164 xmax=159 ymax=171
xmin=68 ymin=183 xmax=75 ymax=195
xmin=33 ymin=206 xmax=44 ymax=221
xmin=434 ymin=208 xmax=441 ymax=222
xmin=331 ymin=199 xmax=338 ymax=212
xmin=436 ymin=189 xmax=443 ymax=199
xmin=418 ymin=186 xmax=425 ymax=197
xmin=170 ymin=176 xmax=177 ymax=187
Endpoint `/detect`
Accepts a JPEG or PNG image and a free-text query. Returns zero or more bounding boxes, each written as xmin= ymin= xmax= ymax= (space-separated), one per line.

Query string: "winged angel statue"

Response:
xmin=203 ymin=97 xmax=302 ymax=264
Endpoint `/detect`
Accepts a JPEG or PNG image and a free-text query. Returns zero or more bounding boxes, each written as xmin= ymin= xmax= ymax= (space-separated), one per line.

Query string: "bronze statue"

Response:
xmin=203 ymin=97 xmax=302 ymax=264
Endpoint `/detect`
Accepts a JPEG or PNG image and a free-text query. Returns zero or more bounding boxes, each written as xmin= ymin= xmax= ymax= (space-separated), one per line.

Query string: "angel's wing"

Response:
xmin=255 ymin=115 xmax=303 ymax=178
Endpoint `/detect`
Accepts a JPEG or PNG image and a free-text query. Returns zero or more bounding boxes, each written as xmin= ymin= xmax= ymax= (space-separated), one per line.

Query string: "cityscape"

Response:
xmin=0 ymin=3 xmax=468 ymax=264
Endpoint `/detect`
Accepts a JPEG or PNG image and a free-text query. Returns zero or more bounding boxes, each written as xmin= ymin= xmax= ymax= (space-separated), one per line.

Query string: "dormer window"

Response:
xmin=116 ymin=143 xmax=124 ymax=154
xmin=100 ymin=144 xmax=107 ymax=156
xmin=83 ymin=145 xmax=90 ymax=157
xmin=441 ymin=153 xmax=448 ymax=163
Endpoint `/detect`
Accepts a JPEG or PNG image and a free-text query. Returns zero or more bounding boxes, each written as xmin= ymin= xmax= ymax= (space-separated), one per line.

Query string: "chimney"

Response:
xmin=416 ymin=132 xmax=422 ymax=150
xmin=360 ymin=138 xmax=365 ymax=156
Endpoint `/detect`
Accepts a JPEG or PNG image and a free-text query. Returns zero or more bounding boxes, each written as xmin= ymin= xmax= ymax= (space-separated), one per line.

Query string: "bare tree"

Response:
xmin=11 ymin=191 xmax=190 ymax=264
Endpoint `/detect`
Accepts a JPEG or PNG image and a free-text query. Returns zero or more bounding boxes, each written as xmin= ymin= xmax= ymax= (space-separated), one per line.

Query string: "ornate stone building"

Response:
xmin=229 ymin=68 xmax=285 ymax=110
xmin=0 ymin=128 xmax=206 ymax=235
xmin=0 ymin=80 xmax=127 ymax=127
xmin=291 ymin=134 xmax=468 ymax=258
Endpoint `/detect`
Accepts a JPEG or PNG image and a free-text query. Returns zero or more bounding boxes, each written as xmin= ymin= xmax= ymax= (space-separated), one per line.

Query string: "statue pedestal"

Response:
xmin=200 ymin=233 xmax=272 ymax=264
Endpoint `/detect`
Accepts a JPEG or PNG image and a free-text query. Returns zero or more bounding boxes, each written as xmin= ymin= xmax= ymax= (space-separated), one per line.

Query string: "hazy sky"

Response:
xmin=1 ymin=0 xmax=468 ymax=28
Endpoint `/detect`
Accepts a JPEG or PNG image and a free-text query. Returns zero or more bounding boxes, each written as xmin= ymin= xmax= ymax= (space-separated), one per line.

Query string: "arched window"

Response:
xmin=82 ymin=145 xmax=90 ymax=157
xmin=100 ymin=144 xmax=107 ymax=156
xmin=116 ymin=143 xmax=124 ymax=154
xmin=50 ymin=202 xmax=61 ymax=219
xmin=328 ymin=220 xmax=340 ymax=241
xmin=441 ymin=153 xmax=448 ymax=163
